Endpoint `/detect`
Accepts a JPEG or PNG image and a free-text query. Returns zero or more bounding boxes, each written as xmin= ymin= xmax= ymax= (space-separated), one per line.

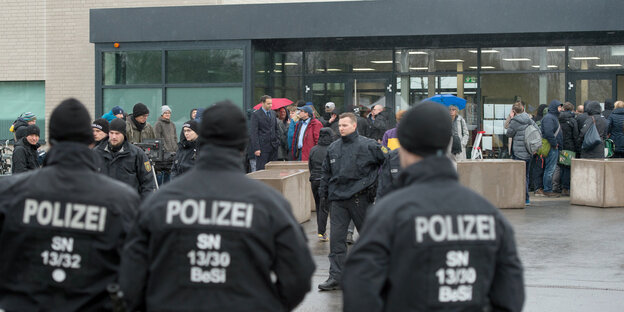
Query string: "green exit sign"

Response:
xmin=464 ymin=76 xmax=477 ymax=83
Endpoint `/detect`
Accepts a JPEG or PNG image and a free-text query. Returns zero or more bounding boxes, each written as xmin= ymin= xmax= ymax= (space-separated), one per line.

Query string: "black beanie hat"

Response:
xmin=109 ymin=118 xmax=127 ymax=134
xmin=199 ymin=100 xmax=248 ymax=151
xmin=133 ymin=103 xmax=149 ymax=117
xmin=183 ymin=120 xmax=199 ymax=134
xmin=398 ymin=101 xmax=452 ymax=157
xmin=92 ymin=118 xmax=109 ymax=134
xmin=49 ymin=98 xmax=94 ymax=145
xmin=24 ymin=124 xmax=40 ymax=137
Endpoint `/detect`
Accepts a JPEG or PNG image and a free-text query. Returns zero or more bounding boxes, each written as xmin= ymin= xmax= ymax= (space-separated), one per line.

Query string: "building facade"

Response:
xmin=3 ymin=0 xmax=624 ymax=153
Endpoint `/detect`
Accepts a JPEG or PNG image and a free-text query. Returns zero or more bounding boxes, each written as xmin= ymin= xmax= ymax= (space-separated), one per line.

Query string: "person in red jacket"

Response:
xmin=291 ymin=105 xmax=322 ymax=160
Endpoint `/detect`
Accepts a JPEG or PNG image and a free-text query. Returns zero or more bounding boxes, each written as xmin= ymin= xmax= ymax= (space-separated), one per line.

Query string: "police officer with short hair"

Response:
xmin=94 ymin=118 xmax=156 ymax=199
xmin=318 ymin=112 xmax=386 ymax=291
xmin=0 ymin=98 xmax=140 ymax=311
xmin=120 ymin=101 xmax=315 ymax=311
xmin=342 ymin=101 xmax=525 ymax=311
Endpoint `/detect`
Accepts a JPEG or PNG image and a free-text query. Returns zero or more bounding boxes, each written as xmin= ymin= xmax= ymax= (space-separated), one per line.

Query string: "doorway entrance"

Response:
xmin=566 ymin=72 xmax=618 ymax=107
xmin=304 ymin=75 xmax=394 ymax=122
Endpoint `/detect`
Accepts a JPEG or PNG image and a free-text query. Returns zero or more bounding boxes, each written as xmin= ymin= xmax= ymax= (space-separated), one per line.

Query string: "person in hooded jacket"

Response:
xmin=342 ymin=101 xmax=524 ymax=312
xmin=171 ymin=120 xmax=200 ymax=178
xmin=602 ymin=99 xmax=614 ymax=120
xmin=529 ymin=104 xmax=548 ymax=193
xmin=558 ymin=102 xmax=579 ymax=196
xmin=125 ymin=102 xmax=155 ymax=144
xmin=506 ymin=102 xmax=538 ymax=205
xmin=578 ymin=101 xmax=608 ymax=159
xmin=309 ymin=127 xmax=334 ymax=241
xmin=94 ymin=118 xmax=156 ymax=199
xmin=0 ymin=98 xmax=139 ymax=311
xmin=11 ymin=124 xmax=41 ymax=174
xmin=102 ymin=105 xmax=125 ymax=122
xmin=607 ymin=101 xmax=624 ymax=158
xmin=120 ymin=101 xmax=315 ymax=311
xmin=539 ymin=100 xmax=564 ymax=197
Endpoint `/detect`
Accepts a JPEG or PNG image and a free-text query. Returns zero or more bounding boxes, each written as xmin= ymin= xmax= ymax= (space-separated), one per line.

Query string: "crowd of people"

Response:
xmin=506 ymin=98 xmax=623 ymax=205
xmin=0 ymin=95 xmax=526 ymax=311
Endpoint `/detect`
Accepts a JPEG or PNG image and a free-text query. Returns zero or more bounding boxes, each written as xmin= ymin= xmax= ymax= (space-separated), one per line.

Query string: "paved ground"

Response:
xmin=294 ymin=197 xmax=624 ymax=312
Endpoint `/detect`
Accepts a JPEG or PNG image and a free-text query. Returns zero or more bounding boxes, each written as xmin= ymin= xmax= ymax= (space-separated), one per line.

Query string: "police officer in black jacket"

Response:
xmin=0 ymin=98 xmax=140 ymax=311
xmin=318 ymin=112 xmax=386 ymax=291
xmin=171 ymin=119 xmax=200 ymax=178
xmin=343 ymin=101 xmax=525 ymax=312
xmin=94 ymin=118 xmax=156 ymax=199
xmin=120 ymin=101 xmax=315 ymax=311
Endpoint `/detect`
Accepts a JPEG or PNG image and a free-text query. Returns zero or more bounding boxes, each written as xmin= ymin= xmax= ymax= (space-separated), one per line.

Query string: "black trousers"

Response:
xmin=255 ymin=147 xmax=277 ymax=170
xmin=529 ymin=154 xmax=544 ymax=191
xmin=311 ymin=180 xmax=329 ymax=235
xmin=328 ymin=192 xmax=371 ymax=281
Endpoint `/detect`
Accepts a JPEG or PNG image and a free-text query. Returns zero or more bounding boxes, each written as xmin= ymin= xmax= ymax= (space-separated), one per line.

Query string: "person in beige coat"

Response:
xmin=126 ymin=102 xmax=155 ymax=144
xmin=449 ymin=105 xmax=469 ymax=161
xmin=153 ymin=105 xmax=178 ymax=154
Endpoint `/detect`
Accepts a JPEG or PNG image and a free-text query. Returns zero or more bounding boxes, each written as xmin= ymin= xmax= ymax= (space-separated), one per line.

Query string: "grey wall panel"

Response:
xmin=91 ymin=0 xmax=624 ymax=43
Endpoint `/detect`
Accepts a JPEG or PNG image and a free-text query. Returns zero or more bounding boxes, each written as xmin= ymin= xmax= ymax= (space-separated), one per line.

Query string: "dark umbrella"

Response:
xmin=423 ymin=94 xmax=467 ymax=110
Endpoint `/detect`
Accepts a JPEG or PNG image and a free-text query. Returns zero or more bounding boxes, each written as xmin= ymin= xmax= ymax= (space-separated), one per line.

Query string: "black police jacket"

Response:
xmin=171 ymin=137 xmax=199 ymax=179
xmin=0 ymin=142 xmax=140 ymax=311
xmin=11 ymin=137 xmax=40 ymax=174
xmin=343 ymin=156 xmax=525 ymax=312
xmin=120 ymin=144 xmax=315 ymax=312
xmin=94 ymin=140 xmax=156 ymax=199
xmin=376 ymin=149 xmax=401 ymax=199
xmin=319 ymin=131 xmax=386 ymax=201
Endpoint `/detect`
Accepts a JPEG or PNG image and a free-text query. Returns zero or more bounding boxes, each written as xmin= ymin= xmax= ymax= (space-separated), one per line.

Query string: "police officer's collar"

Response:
xmin=196 ymin=144 xmax=244 ymax=172
xmin=398 ymin=155 xmax=458 ymax=187
xmin=43 ymin=141 xmax=98 ymax=171
xmin=340 ymin=130 xmax=359 ymax=143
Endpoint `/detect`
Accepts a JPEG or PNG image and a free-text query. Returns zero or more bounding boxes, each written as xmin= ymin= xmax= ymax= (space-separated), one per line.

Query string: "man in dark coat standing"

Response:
xmin=342 ymin=101 xmax=524 ymax=312
xmin=120 ymin=101 xmax=314 ymax=311
xmin=607 ymin=101 xmax=624 ymax=158
xmin=94 ymin=118 xmax=156 ymax=199
xmin=308 ymin=127 xmax=334 ymax=241
xmin=250 ymin=95 xmax=280 ymax=170
xmin=0 ymin=98 xmax=139 ymax=311
xmin=317 ymin=112 xmax=386 ymax=291
xmin=558 ymin=102 xmax=579 ymax=196
xmin=540 ymin=100 xmax=564 ymax=197
xmin=578 ymin=101 xmax=608 ymax=159
xmin=11 ymin=124 xmax=41 ymax=174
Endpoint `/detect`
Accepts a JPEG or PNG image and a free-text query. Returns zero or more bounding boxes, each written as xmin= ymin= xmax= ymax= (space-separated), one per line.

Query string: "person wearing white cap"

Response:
xmin=154 ymin=105 xmax=177 ymax=185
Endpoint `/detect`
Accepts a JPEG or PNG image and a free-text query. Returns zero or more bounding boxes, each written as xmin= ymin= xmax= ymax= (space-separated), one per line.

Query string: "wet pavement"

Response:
xmin=294 ymin=197 xmax=624 ymax=312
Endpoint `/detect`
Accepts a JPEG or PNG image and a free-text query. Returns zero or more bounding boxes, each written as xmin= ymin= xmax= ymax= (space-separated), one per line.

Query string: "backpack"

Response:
xmin=524 ymin=124 xmax=543 ymax=155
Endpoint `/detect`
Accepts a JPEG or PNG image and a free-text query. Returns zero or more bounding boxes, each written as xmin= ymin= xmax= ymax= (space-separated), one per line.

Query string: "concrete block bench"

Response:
xmin=457 ymin=159 xmax=526 ymax=209
xmin=247 ymin=169 xmax=311 ymax=223
xmin=265 ymin=161 xmax=315 ymax=212
xmin=570 ymin=158 xmax=624 ymax=208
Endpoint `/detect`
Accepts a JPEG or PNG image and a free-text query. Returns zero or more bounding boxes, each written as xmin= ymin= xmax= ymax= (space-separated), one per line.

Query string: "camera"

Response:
xmin=133 ymin=139 xmax=175 ymax=172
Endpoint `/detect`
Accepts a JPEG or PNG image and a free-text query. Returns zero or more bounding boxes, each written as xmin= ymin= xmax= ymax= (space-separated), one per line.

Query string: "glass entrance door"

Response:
xmin=567 ymin=73 xmax=616 ymax=107
xmin=305 ymin=76 xmax=393 ymax=121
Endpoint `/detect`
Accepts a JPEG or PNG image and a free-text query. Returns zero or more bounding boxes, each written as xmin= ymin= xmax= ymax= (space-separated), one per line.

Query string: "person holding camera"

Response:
xmin=94 ymin=118 xmax=156 ymax=199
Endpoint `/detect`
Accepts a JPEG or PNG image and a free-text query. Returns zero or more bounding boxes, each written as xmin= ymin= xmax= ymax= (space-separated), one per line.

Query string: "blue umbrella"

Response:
xmin=423 ymin=94 xmax=467 ymax=110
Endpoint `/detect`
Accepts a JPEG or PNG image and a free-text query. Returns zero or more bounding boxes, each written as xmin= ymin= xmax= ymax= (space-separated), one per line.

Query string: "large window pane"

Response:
xmin=396 ymin=48 xmax=478 ymax=73
xmin=103 ymin=88 xmax=162 ymax=126
xmin=481 ymin=73 xmax=564 ymax=150
xmin=481 ymin=47 xmax=565 ymax=71
xmin=274 ymin=52 xmax=302 ymax=75
xmin=0 ymin=81 xmax=45 ymax=141
xmin=167 ymin=49 xmax=243 ymax=83
xmin=166 ymin=87 xmax=243 ymax=131
xmin=569 ymin=45 xmax=624 ymax=71
xmin=273 ymin=76 xmax=302 ymax=102
xmin=306 ymin=50 xmax=393 ymax=73
xmin=103 ymin=51 xmax=162 ymax=85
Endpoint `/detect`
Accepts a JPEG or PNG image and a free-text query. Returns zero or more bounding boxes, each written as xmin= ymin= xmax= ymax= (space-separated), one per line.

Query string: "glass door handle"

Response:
xmin=387 ymin=84 xmax=393 ymax=92
xmin=568 ymin=82 xmax=574 ymax=90
xmin=305 ymin=85 xmax=310 ymax=93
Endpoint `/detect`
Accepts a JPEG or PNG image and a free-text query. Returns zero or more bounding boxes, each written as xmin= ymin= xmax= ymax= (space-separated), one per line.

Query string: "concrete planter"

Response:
xmin=457 ymin=159 xmax=526 ymax=209
xmin=247 ymin=168 xmax=311 ymax=223
xmin=570 ymin=158 xmax=624 ymax=208
xmin=265 ymin=161 xmax=315 ymax=212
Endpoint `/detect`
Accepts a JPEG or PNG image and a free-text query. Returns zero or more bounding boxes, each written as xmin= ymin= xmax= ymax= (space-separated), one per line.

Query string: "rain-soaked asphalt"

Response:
xmin=294 ymin=197 xmax=624 ymax=312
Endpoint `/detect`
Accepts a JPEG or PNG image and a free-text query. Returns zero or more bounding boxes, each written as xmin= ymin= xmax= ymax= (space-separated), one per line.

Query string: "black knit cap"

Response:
xmin=398 ymin=101 xmax=452 ymax=157
xmin=24 ymin=124 xmax=40 ymax=137
xmin=199 ymin=100 xmax=248 ymax=151
xmin=133 ymin=102 xmax=149 ymax=117
xmin=92 ymin=118 xmax=109 ymax=134
xmin=183 ymin=120 xmax=199 ymax=134
xmin=49 ymin=98 xmax=94 ymax=145
xmin=109 ymin=118 xmax=127 ymax=134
